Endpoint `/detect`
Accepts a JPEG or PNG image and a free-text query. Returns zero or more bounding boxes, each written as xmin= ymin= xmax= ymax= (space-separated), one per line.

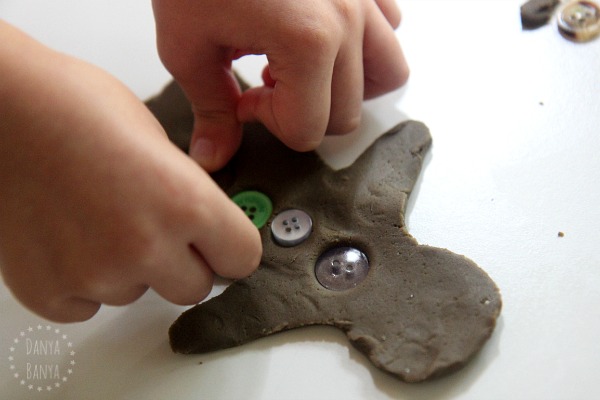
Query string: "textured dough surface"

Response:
xmin=146 ymin=81 xmax=502 ymax=383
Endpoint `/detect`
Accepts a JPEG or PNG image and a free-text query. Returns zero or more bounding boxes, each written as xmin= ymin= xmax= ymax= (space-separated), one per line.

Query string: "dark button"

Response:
xmin=521 ymin=0 xmax=560 ymax=30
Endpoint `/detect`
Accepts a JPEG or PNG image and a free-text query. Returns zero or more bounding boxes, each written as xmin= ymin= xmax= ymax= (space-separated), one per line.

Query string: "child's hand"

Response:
xmin=152 ymin=0 xmax=409 ymax=172
xmin=0 ymin=22 xmax=261 ymax=322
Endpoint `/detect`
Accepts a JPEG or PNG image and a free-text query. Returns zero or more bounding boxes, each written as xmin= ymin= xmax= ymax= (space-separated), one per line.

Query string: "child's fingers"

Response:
xmin=34 ymin=296 xmax=101 ymax=324
xmin=143 ymin=168 xmax=260 ymax=304
xmin=237 ymin=31 xmax=339 ymax=151
xmin=187 ymin=179 xmax=262 ymax=280
xmin=147 ymin=245 xmax=216 ymax=306
xmin=363 ymin=2 xmax=409 ymax=99
xmin=326 ymin=17 xmax=365 ymax=135
xmin=374 ymin=0 xmax=402 ymax=28
xmin=55 ymin=298 xmax=101 ymax=323
xmin=180 ymin=48 xmax=243 ymax=173
xmin=156 ymin=29 xmax=244 ymax=173
xmin=186 ymin=69 xmax=244 ymax=172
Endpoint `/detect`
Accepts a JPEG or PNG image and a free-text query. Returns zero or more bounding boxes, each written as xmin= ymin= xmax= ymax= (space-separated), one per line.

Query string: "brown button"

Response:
xmin=557 ymin=0 xmax=600 ymax=42
xmin=521 ymin=0 xmax=561 ymax=30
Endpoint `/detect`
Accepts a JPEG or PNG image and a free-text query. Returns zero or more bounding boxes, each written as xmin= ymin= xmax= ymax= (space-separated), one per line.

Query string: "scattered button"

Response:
xmin=271 ymin=209 xmax=312 ymax=247
xmin=521 ymin=0 xmax=560 ymax=30
xmin=231 ymin=191 xmax=272 ymax=229
xmin=315 ymin=247 xmax=369 ymax=291
xmin=557 ymin=0 xmax=600 ymax=42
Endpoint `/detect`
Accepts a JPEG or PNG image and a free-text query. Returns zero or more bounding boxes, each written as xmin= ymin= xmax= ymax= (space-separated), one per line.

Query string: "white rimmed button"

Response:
xmin=558 ymin=0 xmax=600 ymax=42
xmin=271 ymin=209 xmax=312 ymax=247
xmin=315 ymin=247 xmax=369 ymax=291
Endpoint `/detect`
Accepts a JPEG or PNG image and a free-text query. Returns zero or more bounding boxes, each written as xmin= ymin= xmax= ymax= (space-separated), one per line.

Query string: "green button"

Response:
xmin=231 ymin=190 xmax=273 ymax=229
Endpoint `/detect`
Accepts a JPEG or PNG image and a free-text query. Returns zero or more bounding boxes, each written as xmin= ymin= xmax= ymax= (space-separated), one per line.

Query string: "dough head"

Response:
xmin=146 ymin=81 xmax=502 ymax=382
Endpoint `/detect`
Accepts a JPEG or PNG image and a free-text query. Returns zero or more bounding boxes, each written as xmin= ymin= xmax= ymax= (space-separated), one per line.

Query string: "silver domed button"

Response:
xmin=315 ymin=247 xmax=369 ymax=291
xmin=271 ymin=209 xmax=312 ymax=247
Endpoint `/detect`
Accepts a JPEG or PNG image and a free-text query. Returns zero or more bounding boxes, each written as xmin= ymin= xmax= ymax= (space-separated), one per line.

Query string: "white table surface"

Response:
xmin=2 ymin=1 xmax=599 ymax=399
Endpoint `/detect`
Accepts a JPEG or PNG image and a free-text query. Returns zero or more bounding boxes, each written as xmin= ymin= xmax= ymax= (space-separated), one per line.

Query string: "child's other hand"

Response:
xmin=0 ymin=22 xmax=261 ymax=322
xmin=152 ymin=0 xmax=409 ymax=172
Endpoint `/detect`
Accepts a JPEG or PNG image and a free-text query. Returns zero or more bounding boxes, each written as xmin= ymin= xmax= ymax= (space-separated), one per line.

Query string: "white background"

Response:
xmin=1 ymin=1 xmax=599 ymax=399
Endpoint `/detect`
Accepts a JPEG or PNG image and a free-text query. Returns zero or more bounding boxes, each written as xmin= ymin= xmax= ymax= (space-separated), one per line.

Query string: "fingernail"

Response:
xmin=190 ymin=137 xmax=216 ymax=166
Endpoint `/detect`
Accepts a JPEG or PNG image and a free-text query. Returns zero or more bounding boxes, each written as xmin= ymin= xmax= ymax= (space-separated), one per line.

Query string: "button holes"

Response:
xmin=282 ymin=219 xmax=302 ymax=233
xmin=315 ymin=247 xmax=369 ymax=291
xmin=331 ymin=260 xmax=342 ymax=276
xmin=232 ymin=191 xmax=273 ymax=229
xmin=271 ymin=209 xmax=312 ymax=247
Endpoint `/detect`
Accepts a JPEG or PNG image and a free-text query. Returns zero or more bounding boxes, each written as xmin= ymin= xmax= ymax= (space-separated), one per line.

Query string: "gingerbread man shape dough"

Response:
xmin=146 ymin=82 xmax=502 ymax=383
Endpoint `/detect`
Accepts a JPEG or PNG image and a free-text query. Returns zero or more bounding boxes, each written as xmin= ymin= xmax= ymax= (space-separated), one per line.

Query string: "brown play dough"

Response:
xmin=146 ymin=81 xmax=502 ymax=383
